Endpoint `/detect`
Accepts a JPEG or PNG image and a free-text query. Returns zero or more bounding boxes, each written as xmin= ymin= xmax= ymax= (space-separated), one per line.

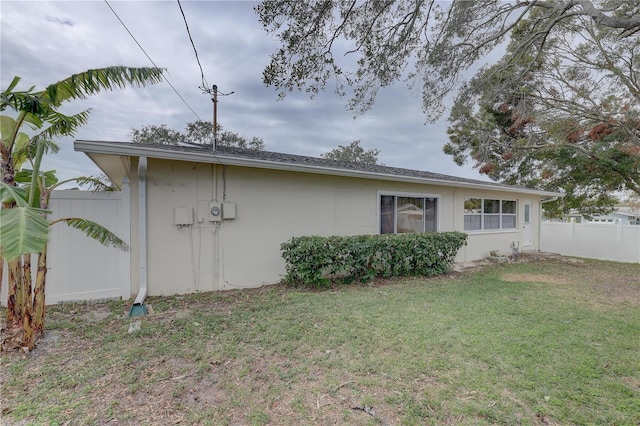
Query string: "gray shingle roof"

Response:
xmin=75 ymin=140 xmax=561 ymax=196
xmin=153 ymin=142 xmax=544 ymax=193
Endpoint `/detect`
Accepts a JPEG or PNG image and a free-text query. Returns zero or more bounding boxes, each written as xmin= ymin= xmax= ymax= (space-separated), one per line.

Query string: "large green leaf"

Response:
xmin=1 ymin=114 xmax=31 ymax=169
xmin=4 ymin=76 xmax=22 ymax=93
xmin=0 ymin=186 xmax=27 ymax=205
xmin=22 ymin=112 xmax=44 ymax=129
xmin=56 ymin=175 xmax=115 ymax=192
xmin=3 ymin=67 xmax=164 ymax=135
xmin=16 ymin=137 xmax=60 ymax=161
xmin=1 ymin=115 xmax=16 ymax=140
xmin=0 ymin=182 xmax=29 ymax=206
xmin=44 ymin=66 xmax=165 ymax=106
xmin=51 ymin=217 xmax=129 ymax=251
xmin=15 ymin=169 xmax=59 ymax=187
xmin=37 ymin=109 xmax=91 ymax=139
xmin=0 ymin=206 xmax=49 ymax=261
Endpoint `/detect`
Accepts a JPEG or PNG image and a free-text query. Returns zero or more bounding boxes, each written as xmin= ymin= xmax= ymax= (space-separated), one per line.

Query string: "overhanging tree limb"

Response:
xmin=258 ymin=0 xmax=639 ymax=121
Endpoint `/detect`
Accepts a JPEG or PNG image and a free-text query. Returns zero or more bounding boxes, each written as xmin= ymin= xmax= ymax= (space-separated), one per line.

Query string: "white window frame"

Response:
xmin=377 ymin=191 xmax=440 ymax=234
xmin=463 ymin=197 xmax=518 ymax=233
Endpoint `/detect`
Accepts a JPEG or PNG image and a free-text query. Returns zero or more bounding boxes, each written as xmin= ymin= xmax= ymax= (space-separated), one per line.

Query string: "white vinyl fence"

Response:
xmin=540 ymin=222 xmax=640 ymax=263
xmin=1 ymin=187 xmax=130 ymax=305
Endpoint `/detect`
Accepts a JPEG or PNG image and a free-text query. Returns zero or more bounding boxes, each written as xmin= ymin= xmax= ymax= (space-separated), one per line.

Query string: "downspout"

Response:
xmin=538 ymin=196 xmax=559 ymax=252
xmin=130 ymin=156 xmax=148 ymax=317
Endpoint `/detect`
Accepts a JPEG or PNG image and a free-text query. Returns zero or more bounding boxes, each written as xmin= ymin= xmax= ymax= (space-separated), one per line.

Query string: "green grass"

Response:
xmin=1 ymin=258 xmax=639 ymax=425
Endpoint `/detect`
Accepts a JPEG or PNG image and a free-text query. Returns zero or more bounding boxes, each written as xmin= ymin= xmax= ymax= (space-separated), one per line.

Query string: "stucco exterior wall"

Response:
xmin=130 ymin=158 xmax=542 ymax=296
xmin=453 ymin=190 xmax=541 ymax=261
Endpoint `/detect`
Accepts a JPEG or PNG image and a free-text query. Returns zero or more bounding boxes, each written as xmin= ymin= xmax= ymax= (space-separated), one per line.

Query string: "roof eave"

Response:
xmin=74 ymin=140 xmax=563 ymax=197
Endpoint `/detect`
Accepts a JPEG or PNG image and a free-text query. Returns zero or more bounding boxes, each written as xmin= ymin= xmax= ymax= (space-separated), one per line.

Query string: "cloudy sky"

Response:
xmin=1 ymin=0 xmax=490 ymax=183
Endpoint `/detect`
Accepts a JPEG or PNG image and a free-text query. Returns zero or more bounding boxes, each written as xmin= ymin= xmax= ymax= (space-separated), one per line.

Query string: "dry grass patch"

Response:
xmin=501 ymin=273 xmax=569 ymax=285
xmin=503 ymin=257 xmax=639 ymax=309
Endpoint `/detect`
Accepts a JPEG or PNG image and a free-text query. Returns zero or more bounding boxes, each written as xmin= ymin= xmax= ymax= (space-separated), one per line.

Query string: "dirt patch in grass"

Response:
xmin=573 ymin=264 xmax=640 ymax=307
xmin=503 ymin=258 xmax=639 ymax=308
xmin=502 ymin=273 xmax=569 ymax=285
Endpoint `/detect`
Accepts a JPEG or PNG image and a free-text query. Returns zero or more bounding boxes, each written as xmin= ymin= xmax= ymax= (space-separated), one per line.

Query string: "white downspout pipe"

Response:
xmin=132 ymin=156 xmax=148 ymax=311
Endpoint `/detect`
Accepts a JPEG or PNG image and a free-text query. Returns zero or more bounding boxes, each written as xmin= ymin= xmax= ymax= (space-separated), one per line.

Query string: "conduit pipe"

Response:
xmin=130 ymin=156 xmax=148 ymax=316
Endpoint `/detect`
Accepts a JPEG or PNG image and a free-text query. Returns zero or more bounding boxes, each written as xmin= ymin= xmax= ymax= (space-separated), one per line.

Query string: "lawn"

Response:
xmin=1 ymin=257 xmax=639 ymax=425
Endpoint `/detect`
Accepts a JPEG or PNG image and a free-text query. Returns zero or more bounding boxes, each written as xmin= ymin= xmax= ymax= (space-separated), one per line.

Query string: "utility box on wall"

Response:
xmin=222 ymin=202 xmax=236 ymax=220
xmin=174 ymin=206 xmax=193 ymax=226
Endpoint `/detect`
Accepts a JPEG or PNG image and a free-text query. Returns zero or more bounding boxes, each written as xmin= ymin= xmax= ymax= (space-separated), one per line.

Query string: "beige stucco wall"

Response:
xmin=127 ymin=158 xmax=543 ymax=297
xmin=453 ymin=189 xmax=540 ymax=261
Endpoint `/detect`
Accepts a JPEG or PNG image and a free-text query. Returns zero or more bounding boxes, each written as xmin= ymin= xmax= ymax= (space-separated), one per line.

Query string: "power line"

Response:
xmin=103 ymin=0 xmax=202 ymax=121
xmin=176 ymin=0 xmax=208 ymax=91
xmin=173 ymin=0 xmax=235 ymax=151
xmin=175 ymin=0 xmax=235 ymax=109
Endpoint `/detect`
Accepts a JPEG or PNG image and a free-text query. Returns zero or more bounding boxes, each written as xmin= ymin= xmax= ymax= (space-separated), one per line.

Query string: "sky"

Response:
xmin=1 ymin=0 xmax=491 ymax=184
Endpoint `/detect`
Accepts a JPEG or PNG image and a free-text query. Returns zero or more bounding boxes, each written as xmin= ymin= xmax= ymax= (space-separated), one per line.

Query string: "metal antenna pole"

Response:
xmin=212 ymin=85 xmax=218 ymax=151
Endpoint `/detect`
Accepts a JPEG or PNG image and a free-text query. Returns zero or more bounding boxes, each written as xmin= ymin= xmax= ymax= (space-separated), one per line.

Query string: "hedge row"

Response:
xmin=281 ymin=232 xmax=467 ymax=287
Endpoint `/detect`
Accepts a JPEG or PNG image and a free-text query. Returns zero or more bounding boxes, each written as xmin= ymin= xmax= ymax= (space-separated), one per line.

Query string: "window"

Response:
xmin=464 ymin=198 xmax=517 ymax=231
xmin=380 ymin=194 xmax=438 ymax=234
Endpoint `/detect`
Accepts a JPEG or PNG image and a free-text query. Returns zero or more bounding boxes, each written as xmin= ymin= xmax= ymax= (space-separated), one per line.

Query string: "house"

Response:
xmin=558 ymin=208 xmax=640 ymax=225
xmin=73 ymin=140 xmax=561 ymax=299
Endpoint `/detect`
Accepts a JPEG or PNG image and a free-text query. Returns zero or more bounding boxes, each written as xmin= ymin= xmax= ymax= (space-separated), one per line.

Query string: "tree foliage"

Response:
xmin=321 ymin=140 xmax=381 ymax=164
xmin=131 ymin=120 xmax=266 ymax=150
xmin=257 ymin=0 xmax=640 ymax=121
xmin=129 ymin=124 xmax=182 ymax=145
xmin=445 ymin=9 xmax=640 ymax=216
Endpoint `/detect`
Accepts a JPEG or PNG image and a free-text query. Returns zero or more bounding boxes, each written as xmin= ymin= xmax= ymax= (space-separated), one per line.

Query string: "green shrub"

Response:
xmin=281 ymin=232 xmax=467 ymax=287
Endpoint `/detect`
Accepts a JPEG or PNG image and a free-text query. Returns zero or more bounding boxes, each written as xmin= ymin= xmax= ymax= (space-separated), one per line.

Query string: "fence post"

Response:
xmin=617 ymin=221 xmax=624 ymax=263
xmin=570 ymin=219 xmax=576 ymax=256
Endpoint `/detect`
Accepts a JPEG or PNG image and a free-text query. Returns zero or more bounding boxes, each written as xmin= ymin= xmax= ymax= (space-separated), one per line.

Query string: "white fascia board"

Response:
xmin=74 ymin=140 xmax=562 ymax=198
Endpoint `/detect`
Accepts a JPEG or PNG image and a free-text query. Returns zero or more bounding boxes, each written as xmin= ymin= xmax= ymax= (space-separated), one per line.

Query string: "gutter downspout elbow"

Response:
xmin=130 ymin=156 xmax=148 ymax=316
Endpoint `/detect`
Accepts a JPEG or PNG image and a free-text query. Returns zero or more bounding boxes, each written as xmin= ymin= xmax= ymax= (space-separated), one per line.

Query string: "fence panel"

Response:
xmin=1 ymin=186 xmax=130 ymax=305
xmin=541 ymin=222 xmax=640 ymax=263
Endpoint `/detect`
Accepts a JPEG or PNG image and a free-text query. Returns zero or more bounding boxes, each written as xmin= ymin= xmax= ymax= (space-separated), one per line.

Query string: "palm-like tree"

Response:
xmin=0 ymin=66 xmax=165 ymax=350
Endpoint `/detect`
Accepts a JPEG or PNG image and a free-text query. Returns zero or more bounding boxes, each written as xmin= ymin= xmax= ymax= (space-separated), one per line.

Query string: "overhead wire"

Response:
xmin=175 ymin=0 xmax=234 ymax=148
xmin=103 ymin=0 xmax=203 ymax=121
xmin=175 ymin=0 xmax=236 ymax=99
xmin=177 ymin=0 xmax=209 ymax=91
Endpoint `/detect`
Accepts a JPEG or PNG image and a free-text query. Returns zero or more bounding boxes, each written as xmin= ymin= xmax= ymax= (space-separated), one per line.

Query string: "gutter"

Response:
xmin=129 ymin=156 xmax=148 ymax=317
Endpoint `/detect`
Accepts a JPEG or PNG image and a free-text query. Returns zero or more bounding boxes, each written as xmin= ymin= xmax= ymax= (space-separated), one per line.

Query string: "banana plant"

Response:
xmin=3 ymin=163 xmax=128 ymax=346
xmin=0 ymin=66 xmax=164 ymax=351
